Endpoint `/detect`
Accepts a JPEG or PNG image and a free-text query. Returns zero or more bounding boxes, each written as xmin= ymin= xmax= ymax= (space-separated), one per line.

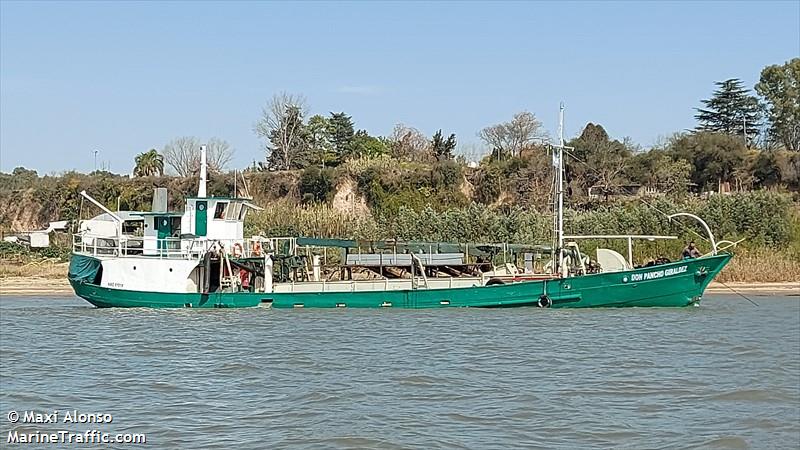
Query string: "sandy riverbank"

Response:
xmin=704 ymin=281 xmax=799 ymax=294
xmin=0 ymin=277 xmax=796 ymax=297
xmin=0 ymin=277 xmax=72 ymax=295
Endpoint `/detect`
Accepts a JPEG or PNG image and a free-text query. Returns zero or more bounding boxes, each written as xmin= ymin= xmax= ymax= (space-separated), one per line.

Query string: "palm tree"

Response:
xmin=134 ymin=149 xmax=164 ymax=177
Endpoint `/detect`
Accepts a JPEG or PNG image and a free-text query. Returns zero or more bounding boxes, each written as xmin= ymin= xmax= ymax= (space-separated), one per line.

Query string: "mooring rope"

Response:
xmin=716 ymin=280 xmax=760 ymax=307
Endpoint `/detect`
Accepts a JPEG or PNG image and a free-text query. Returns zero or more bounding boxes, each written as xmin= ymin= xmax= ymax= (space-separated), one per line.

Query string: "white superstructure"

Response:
xmin=73 ymin=145 xmax=265 ymax=293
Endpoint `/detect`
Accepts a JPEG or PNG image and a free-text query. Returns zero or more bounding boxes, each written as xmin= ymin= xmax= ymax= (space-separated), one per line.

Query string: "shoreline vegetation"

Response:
xmin=1 ymin=59 xmax=798 ymax=290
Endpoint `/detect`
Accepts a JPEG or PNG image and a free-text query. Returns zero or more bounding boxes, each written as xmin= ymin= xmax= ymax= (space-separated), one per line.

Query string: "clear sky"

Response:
xmin=1 ymin=1 xmax=798 ymax=174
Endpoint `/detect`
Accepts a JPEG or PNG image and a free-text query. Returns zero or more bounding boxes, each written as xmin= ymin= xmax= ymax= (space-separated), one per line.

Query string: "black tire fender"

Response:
xmin=486 ymin=278 xmax=505 ymax=286
xmin=538 ymin=295 xmax=552 ymax=308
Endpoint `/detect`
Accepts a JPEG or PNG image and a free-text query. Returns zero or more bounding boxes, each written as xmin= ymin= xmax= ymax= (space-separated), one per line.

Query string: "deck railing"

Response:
xmin=72 ymin=233 xmax=271 ymax=260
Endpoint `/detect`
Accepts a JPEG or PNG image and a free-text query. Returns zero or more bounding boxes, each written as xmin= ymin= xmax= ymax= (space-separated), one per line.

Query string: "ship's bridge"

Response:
xmin=181 ymin=197 xmax=261 ymax=241
xmin=72 ymin=145 xmax=263 ymax=259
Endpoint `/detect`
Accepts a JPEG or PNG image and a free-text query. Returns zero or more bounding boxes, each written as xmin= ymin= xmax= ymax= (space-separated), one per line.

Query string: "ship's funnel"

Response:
xmin=198 ymin=144 xmax=207 ymax=198
xmin=152 ymin=187 xmax=168 ymax=212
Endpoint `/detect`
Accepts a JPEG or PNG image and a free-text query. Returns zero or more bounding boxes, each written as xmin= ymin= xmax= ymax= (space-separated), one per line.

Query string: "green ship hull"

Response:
xmin=68 ymin=253 xmax=731 ymax=309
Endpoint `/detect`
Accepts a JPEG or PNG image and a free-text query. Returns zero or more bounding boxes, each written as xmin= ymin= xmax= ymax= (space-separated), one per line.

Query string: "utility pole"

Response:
xmin=93 ymin=150 xmax=99 ymax=172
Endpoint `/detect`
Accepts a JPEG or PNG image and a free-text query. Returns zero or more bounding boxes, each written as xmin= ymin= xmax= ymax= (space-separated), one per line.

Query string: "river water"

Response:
xmin=0 ymin=294 xmax=798 ymax=449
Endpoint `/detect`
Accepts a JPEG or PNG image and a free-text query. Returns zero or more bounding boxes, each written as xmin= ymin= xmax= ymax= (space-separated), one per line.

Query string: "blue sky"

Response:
xmin=1 ymin=1 xmax=798 ymax=174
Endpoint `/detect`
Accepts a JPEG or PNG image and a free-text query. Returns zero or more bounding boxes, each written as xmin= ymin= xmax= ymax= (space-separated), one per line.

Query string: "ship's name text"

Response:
xmin=630 ymin=265 xmax=688 ymax=282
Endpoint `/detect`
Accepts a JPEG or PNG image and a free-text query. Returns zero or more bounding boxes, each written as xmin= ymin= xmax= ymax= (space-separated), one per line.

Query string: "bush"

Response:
xmin=700 ymin=191 xmax=792 ymax=247
xmin=473 ymin=165 xmax=503 ymax=204
xmin=0 ymin=241 xmax=30 ymax=258
xmin=430 ymin=160 xmax=462 ymax=189
xmin=34 ymin=245 xmax=71 ymax=261
xmin=299 ymin=167 xmax=334 ymax=203
xmin=246 ymin=171 xmax=300 ymax=203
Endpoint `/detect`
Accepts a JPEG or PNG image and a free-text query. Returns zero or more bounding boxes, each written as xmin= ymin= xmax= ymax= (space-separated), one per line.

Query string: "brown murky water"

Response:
xmin=1 ymin=294 xmax=798 ymax=449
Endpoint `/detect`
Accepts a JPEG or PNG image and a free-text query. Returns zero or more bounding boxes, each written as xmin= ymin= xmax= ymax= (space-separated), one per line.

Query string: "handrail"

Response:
xmin=668 ymin=213 xmax=717 ymax=255
xmin=563 ymin=235 xmax=679 ymax=267
xmin=72 ymin=233 xmax=273 ymax=261
xmin=411 ymin=253 xmax=429 ymax=289
xmin=704 ymin=238 xmax=745 ymax=256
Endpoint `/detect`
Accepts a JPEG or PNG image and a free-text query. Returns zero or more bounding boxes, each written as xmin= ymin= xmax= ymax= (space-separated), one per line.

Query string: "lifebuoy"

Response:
xmin=486 ymin=278 xmax=505 ymax=286
xmin=232 ymin=243 xmax=243 ymax=258
xmin=538 ymin=295 xmax=552 ymax=308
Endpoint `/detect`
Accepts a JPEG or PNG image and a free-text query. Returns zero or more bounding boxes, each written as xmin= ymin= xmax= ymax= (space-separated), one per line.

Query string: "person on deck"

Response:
xmin=682 ymin=241 xmax=701 ymax=259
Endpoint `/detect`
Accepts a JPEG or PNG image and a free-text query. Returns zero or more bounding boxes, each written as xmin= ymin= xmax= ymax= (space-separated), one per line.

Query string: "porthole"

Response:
xmin=169 ymin=268 xmax=173 ymax=272
xmin=133 ymin=266 xmax=137 ymax=270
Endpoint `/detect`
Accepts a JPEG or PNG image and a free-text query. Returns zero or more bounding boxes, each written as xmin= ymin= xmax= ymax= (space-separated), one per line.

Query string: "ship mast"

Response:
xmin=198 ymin=144 xmax=207 ymax=197
xmin=551 ymin=103 xmax=566 ymax=276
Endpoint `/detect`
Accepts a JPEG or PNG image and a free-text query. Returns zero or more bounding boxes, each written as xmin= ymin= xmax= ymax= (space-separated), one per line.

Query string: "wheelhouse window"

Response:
xmin=226 ymin=202 xmax=242 ymax=221
xmin=213 ymin=202 xmax=228 ymax=220
xmin=171 ymin=217 xmax=182 ymax=237
xmin=122 ymin=220 xmax=144 ymax=236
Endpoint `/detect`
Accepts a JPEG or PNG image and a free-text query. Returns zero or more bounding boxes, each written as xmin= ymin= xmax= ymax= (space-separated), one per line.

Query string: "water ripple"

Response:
xmin=0 ymin=295 xmax=798 ymax=449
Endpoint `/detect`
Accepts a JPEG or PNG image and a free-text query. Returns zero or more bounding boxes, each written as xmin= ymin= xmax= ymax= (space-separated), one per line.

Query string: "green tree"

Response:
xmin=695 ymin=79 xmax=762 ymax=145
xmin=627 ymin=149 xmax=691 ymax=194
xmin=328 ymin=112 xmax=356 ymax=160
xmin=755 ymin=58 xmax=800 ymax=151
xmin=12 ymin=167 xmax=38 ymax=184
xmin=668 ymin=132 xmax=748 ymax=189
xmin=431 ymin=129 xmax=457 ymax=161
xmin=567 ymin=123 xmax=633 ymax=197
xmin=307 ymin=115 xmax=337 ymax=167
xmin=0 ymin=167 xmax=39 ymax=193
xmin=133 ymin=149 xmax=164 ymax=177
xmin=750 ymin=151 xmax=782 ymax=187
xmin=351 ymin=130 xmax=389 ymax=158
